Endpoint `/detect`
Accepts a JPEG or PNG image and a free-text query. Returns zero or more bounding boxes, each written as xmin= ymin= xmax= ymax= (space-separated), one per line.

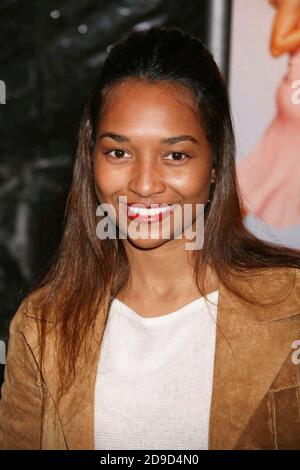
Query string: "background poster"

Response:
xmin=230 ymin=0 xmax=300 ymax=249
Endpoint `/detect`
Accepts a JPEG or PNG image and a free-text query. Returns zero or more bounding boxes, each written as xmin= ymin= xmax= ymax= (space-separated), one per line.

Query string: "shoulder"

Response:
xmin=234 ymin=266 xmax=300 ymax=296
xmin=19 ymin=284 xmax=57 ymax=322
xmin=227 ymin=266 xmax=300 ymax=323
xmin=5 ymin=286 xmax=59 ymax=378
xmin=9 ymin=284 xmax=57 ymax=339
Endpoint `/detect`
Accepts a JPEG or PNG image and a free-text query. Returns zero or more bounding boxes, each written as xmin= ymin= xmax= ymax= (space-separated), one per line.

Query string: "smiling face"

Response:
xmin=93 ymin=79 xmax=214 ymax=250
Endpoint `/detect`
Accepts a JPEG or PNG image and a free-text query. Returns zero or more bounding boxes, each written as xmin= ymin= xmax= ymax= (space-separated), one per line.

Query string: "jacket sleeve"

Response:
xmin=0 ymin=297 xmax=43 ymax=449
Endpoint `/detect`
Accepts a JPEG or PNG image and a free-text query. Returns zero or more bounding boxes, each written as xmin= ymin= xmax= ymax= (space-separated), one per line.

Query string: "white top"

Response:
xmin=94 ymin=290 xmax=219 ymax=450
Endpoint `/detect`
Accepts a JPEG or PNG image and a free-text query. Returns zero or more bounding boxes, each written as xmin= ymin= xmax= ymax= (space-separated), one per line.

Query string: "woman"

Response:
xmin=237 ymin=0 xmax=300 ymax=228
xmin=1 ymin=25 xmax=300 ymax=450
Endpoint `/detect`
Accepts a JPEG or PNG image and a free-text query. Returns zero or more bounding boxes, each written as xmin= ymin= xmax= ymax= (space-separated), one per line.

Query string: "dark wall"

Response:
xmin=0 ymin=0 xmax=226 ymax=387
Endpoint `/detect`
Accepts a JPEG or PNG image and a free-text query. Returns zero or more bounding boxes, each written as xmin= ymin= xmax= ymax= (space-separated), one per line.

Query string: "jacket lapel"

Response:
xmin=22 ymin=297 xmax=107 ymax=450
xmin=22 ymin=268 xmax=300 ymax=450
xmin=56 ymin=311 xmax=106 ymax=450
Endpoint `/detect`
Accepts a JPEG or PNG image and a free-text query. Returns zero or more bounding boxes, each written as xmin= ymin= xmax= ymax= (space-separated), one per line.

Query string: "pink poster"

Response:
xmin=230 ymin=0 xmax=300 ymax=248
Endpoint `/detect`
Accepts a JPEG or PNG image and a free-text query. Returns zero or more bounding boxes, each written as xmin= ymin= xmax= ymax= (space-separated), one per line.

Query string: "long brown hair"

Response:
xmin=29 ymin=25 xmax=300 ymax=404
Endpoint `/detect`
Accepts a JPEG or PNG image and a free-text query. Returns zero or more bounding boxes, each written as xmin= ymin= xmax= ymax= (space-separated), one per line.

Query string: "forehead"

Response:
xmin=98 ymin=79 xmax=203 ymax=135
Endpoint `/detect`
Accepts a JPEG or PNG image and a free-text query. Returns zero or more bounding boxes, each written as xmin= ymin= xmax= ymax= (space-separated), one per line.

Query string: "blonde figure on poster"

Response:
xmin=237 ymin=0 xmax=300 ymax=228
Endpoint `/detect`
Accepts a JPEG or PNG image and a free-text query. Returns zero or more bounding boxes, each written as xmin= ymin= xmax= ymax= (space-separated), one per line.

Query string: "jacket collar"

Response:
xmin=22 ymin=267 xmax=300 ymax=449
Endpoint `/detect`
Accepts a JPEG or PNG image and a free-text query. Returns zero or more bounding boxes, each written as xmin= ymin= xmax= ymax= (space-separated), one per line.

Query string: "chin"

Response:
xmin=126 ymin=235 xmax=172 ymax=250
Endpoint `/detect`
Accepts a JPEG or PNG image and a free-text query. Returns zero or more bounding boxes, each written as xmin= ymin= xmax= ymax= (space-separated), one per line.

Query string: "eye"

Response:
xmin=163 ymin=152 xmax=191 ymax=162
xmin=104 ymin=149 xmax=131 ymax=159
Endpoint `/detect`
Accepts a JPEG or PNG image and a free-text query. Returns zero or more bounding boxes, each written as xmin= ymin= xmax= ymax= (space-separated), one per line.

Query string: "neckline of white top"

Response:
xmin=111 ymin=290 xmax=219 ymax=326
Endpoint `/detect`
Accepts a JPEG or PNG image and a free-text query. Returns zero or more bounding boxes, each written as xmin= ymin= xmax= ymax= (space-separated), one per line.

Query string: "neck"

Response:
xmin=121 ymin=237 xmax=218 ymax=301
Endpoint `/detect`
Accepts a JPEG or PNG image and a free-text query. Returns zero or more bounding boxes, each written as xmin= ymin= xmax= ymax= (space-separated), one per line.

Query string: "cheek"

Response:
xmin=93 ymin=158 xmax=124 ymax=198
xmin=168 ymin=162 xmax=212 ymax=200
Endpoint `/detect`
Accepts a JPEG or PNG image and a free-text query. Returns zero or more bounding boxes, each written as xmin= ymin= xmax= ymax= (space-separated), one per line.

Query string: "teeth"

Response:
xmin=128 ymin=206 xmax=171 ymax=216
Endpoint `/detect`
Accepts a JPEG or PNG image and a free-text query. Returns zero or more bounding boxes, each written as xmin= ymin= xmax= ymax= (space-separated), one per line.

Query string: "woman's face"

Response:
xmin=93 ymin=79 xmax=214 ymax=250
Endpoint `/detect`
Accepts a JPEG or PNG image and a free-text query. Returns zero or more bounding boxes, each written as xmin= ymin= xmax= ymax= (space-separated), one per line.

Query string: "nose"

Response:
xmin=128 ymin=157 xmax=165 ymax=198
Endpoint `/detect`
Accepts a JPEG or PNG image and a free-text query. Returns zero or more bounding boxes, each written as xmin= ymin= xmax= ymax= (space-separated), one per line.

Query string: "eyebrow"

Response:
xmin=98 ymin=132 xmax=199 ymax=145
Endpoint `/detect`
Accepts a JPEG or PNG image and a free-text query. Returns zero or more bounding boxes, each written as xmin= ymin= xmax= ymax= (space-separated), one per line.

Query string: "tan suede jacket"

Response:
xmin=0 ymin=267 xmax=300 ymax=450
